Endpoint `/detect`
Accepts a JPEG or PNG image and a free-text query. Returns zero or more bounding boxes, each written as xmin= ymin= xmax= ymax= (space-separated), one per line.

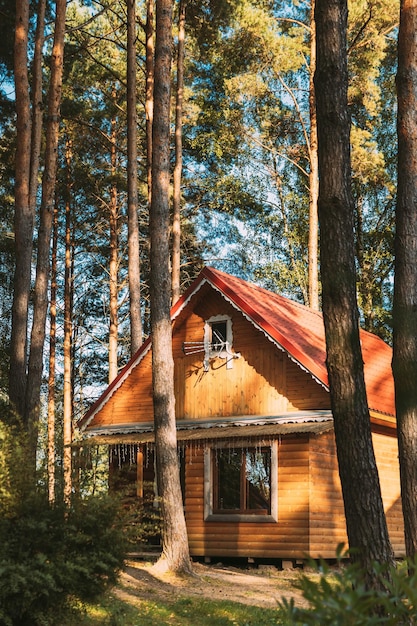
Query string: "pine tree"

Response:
xmin=315 ymin=0 xmax=394 ymax=579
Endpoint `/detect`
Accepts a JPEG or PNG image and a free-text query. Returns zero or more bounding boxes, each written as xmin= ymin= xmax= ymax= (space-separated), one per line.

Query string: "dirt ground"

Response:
xmin=115 ymin=557 xmax=308 ymax=610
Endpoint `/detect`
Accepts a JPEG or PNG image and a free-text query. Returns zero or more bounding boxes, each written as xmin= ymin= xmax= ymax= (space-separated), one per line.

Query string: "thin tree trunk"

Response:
xmin=10 ymin=0 xmax=33 ymax=417
xmin=70 ymin=204 xmax=78 ymax=495
xmin=63 ymin=139 xmax=73 ymax=505
xmin=171 ymin=0 xmax=186 ymax=305
xmin=25 ymin=0 xmax=67 ymax=469
xmin=109 ymin=102 xmax=119 ymax=384
xmin=315 ymin=0 xmax=393 ymax=580
xmin=146 ymin=0 xmax=155 ymax=208
xmin=47 ymin=203 xmax=58 ymax=503
xmin=393 ymin=0 xmax=417 ymax=560
xmin=29 ymin=0 xmax=46 ymax=214
xmin=127 ymin=0 xmax=143 ymax=355
xmin=150 ymin=0 xmax=191 ymax=574
xmin=308 ymin=0 xmax=319 ymax=311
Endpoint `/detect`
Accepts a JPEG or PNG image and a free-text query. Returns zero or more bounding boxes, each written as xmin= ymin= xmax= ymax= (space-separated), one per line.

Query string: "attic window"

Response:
xmin=204 ymin=315 xmax=240 ymax=370
xmin=210 ymin=320 xmax=228 ymax=351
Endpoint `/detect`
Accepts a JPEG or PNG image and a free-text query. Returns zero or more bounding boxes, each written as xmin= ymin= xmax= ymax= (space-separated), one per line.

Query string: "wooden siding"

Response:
xmin=185 ymin=437 xmax=310 ymax=559
xmin=373 ymin=431 xmax=404 ymax=555
xmin=89 ymin=290 xmax=331 ymax=430
xmin=90 ymin=349 xmax=154 ymax=426
xmin=174 ymin=295 xmax=287 ymax=418
xmin=173 ymin=293 xmax=330 ymax=419
xmin=184 ymin=429 xmax=404 ymax=561
xmin=285 ymin=359 xmax=329 ymax=412
xmin=309 ymin=431 xmax=347 ymax=558
xmin=308 ymin=430 xmax=404 ymax=559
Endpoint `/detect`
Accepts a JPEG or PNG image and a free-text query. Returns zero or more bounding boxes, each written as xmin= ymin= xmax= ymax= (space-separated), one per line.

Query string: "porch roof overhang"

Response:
xmin=78 ymin=410 xmax=334 ymax=445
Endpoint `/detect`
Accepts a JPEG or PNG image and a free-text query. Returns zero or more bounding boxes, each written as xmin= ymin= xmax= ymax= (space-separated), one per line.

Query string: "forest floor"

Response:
xmin=114 ymin=556 xmax=309 ymax=610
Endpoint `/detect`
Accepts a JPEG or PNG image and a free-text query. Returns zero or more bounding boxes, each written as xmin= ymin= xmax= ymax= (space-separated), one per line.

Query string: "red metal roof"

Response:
xmin=199 ymin=267 xmax=395 ymax=417
xmin=79 ymin=266 xmax=395 ymax=429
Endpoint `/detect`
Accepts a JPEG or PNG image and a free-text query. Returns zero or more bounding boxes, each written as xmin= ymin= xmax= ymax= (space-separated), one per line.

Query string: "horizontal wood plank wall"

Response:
xmin=372 ymin=432 xmax=404 ymax=556
xmin=309 ymin=430 xmax=405 ymax=559
xmin=185 ymin=436 xmax=310 ymax=559
xmin=309 ymin=431 xmax=347 ymax=559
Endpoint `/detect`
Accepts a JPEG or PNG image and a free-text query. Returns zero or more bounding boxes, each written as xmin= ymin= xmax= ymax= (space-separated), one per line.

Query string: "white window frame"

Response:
xmin=204 ymin=315 xmax=238 ymax=370
xmin=204 ymin=440 xmax=278 ymax=523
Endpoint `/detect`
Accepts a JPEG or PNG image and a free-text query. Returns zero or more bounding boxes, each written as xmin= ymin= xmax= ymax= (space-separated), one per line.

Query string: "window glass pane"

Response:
xmin=245 ymin=449 xmax=271 ymax=512
xmin=217 ymin=450 xmax=241 ymax=510
xmin=211 ymin=321 xmax=227 ymax=349
xmin=213 ymin=447 xmax=272 ymax=515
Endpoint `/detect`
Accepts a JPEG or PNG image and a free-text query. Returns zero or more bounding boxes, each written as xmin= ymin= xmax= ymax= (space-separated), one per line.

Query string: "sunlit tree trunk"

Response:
xmin=109 ymin=101 xmax=119 ymax=384
xmin=393 ymin=0 xmax=417 ymax=560
xmin=308 ymin=0 xmax=319 ymax=311
xmin=63 ymin=138 xmax=73 ymax=505
xmin=25 ymin=0 xmax=67 ymax=469
xmin=47 ymin=203 xmax=58 ymax=503
xmin=315 ymin=0 xmax=393 ymax=580
xmin=150 ymin=0 xmax=191 ymax=574
xmin=146 ymin=0 xmax=155 ymax=208
xmin=10 ymin=0 xmax=33 ymax=417
xmin=171 ymin=0 xmax=186 ymax=305
xmin=127 ymin=0 xmax=143 ymax=354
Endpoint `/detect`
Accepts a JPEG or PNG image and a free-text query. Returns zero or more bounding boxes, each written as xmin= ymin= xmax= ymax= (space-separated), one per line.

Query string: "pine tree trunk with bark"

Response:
xmin=10 ymin=0 xmax=33 ymax=417
xmin=29 ymin=0 xmax=46 ymax=216
xmin=393 ymin=0 xmax=417 ymax=560
xmin=171 ymin=0 xmax=186 ymax=305
xmin=63 ymin=140 xmax=73 ymax=505
xmin=127 ymin=0 xmax=143 ymax=355
xmin=150 ymin=0 xmax=191 ymax=574
xmin=25 ymin=0 xmax=67 ymax=470
xmin=314 ymin=0 xmax=394 ymax=578
xmin=145 ymin=0 xmax=154 ymax=209
xmin=47 ymin=204 xmax=58 ymax=503
xmin=308 ymin=0 xmax=319 ymax=311
xmin=108 ymin=105 xmax=119 ymax=384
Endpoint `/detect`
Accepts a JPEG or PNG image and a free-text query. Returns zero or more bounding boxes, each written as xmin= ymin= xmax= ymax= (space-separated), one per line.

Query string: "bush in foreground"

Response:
xmin=279 ymin=554 xmax=417 ymax=625
xmin=0 ymin=492 xmax=128 ymax=626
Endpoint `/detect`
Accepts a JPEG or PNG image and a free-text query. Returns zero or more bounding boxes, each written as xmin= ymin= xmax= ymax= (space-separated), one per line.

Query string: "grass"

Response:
xmin=62 ymin=592 xmax=286 ymax=625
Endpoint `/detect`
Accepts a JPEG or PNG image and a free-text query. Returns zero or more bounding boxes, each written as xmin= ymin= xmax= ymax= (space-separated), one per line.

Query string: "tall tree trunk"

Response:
xmin=314 ymin=0 xmax=393 ymax=579
xmin=109 ymin=103 xmax=119 ymax=384
xmin=29 ymin=0 xmax=46 ymax=215
xmin=127 ymin=0 xmax=143 ymax=355
xmin=63 ymin=139 xmax=73 ymax=505
xmin=47 ymin=203 xmax=58 ymax=503
xmin=10 ymin=0 xmax=33 ymax=417
xmin=25 ymin=0 xmax=67 ymax=469
xmin=146 ymin=0 xmax=155 ymax=208
xmin=11 ymin=0 xmax=46 ymax=421
xmin=393 ymin=0 xmax=417 ymax=560
xmin=171 ymin=0 xmax=186 ymax=305
xmin=308 ymin=0 xmax=319 ymax=311
xmin=150 ymin=0 xmax=191 ymax=574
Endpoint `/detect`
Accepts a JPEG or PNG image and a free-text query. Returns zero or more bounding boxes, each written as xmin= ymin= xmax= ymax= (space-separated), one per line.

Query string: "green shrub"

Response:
xmin=279 ymin=554 xmax=417 ymax=625
xmin=120 ymin=483 xmax=162 ymax=548
xmin=0 ymin=492 xmax=128 ymax=626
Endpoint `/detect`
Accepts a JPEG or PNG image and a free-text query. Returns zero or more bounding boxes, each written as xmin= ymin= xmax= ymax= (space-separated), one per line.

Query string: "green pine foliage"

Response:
xmin=279 ymin=553 xmax=417 ymax=625
xmin=0 ymin=492 xmax=128 ymax=626
xmin=0 ymin=418 xmax=129 ymax=626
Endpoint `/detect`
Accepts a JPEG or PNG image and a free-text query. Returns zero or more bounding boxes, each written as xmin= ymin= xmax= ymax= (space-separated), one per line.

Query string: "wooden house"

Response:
xmin=79 ymin=266 xmax=404 ymax=562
